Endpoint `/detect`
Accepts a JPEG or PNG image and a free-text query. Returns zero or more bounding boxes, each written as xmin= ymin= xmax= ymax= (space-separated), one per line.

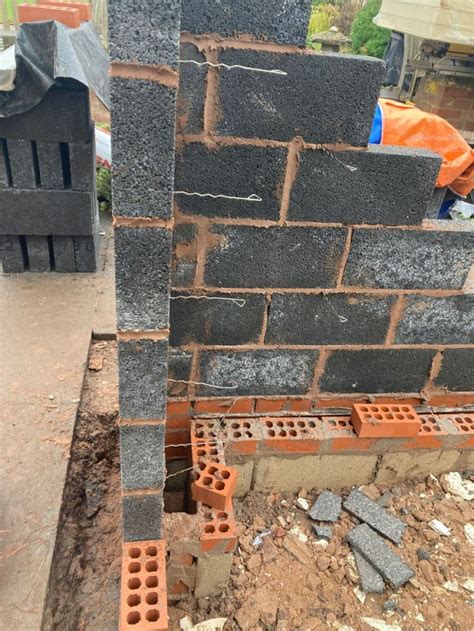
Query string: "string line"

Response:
xmin=168 ymin=379 xmax=238 ymax=390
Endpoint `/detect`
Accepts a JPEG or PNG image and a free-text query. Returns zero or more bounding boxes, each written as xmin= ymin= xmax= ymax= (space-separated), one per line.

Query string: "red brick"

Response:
xmin=255 ymin=398 xmax=312 ymax=413
xmin=261 ymin=416 xmax=321 ymax=453
xmin=351 ymin=403 xmax=421 ymax=438
xmin=120 ymin=540 xmax=168 ymax=630
xmin=194 ymin=398 xmax=253 ymax=415
xmin=444 ymin=86 xmax=472 ymax=99
xmin=191 ymin=462 xmax=238 ymax=511
xmin=18 ymin=3 xmax=81 ymax=27
xmin=438 ymin=108 xmax=462 ymax=120
xmin=39 ymin=0 xmax=92 ymax=21
xmin=169 ymin=553 xmax=194 ymax=567
xmin=198 ymin=502 xmax=238 ymax=554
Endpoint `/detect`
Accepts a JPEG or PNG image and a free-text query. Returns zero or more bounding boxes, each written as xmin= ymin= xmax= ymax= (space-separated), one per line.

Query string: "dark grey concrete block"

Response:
xmin=122 ymin=493 xmax=163 ymax=542
xmin=174 ymin=143 xmax=287 ymax=220
xmin=1 ymin=140 xmax=11 ymax=188
xmin=204 ymin=225 xmax=348 ymax=288
xmin=344 ymin=229 xmax=474 ymax=289
xmin=70 ymin=139 xmax=95 ymax=192
xmin=53 ymin=236 xmax=76 ymax=272
xmin=177 ymin=43 xmax=206 ymax=135
xmin=347 ymin=524 xmax=414 ymax=589
xmin=353 ymin=550 xmax=384 ymax=594
xmin=171 ymin=223 xmax=197 ymax=287
xmin=74 ymin=234 xmax=98 ymax=272
xmin=0 ymin=85 xmax=92 ymax=142
xmin=308 ymin=491 xmax=342 ymax=523
xmin=115 ymin=227 xmax=171 ymax=331
xmin=182 ymin=0 xmax=312 ymax=46
xmin=26 ymin=236 xmax=51 ymax=272
xmin=266 ymin=293 xmax=395 ymax=345
xmin=0 ymin=189 xmax=95 ymax=235
xmin=312 ymin=524 xmax=332 ymax=540
xmin=168 ymin=349 xmax=193 ymax=396
xmin=343 ymin=489 xmax=406 ymax=544
xmin=289 ymin=146 xmax=441 ymax=224
xmin=7 ymin=139 xmax=36 ymax=189
xmin=120 ymin=424 xmax=166 ymax=490
xmin=170 ymin=292 xmax=266 ymax=346
xmin=395 ymin=296 xmax=474 ymax=344
xmin=320 ymin=349 xmax=436 ymax=394
xmin=118 ymin=339 xmax=168 ymax=420
xmin=109 ymin=0 xmax=180 ymax=67
xmin=36 ymin=141 xmax=64 ymax=190
xmin=217 ymin=49 xmax=384 ymax=146
xmin=0 ymin=235 xmax=24 ymax=272
xmin=435 ymin=349 xmax=474 ymax=392
xmin=198 ymin=349 xmax=318 ymax=396
xmin=111 ymin=77 xmax=177 ymax=218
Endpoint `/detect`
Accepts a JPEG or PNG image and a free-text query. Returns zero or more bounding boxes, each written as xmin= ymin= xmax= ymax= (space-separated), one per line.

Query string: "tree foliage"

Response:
xmin=350 ymin=0 xmax=391 ymax=58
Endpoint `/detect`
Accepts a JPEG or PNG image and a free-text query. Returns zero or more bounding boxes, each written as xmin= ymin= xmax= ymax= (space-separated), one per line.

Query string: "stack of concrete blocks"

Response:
xmin=0 ymin=81 xmax=99 ymax=272
xmin=170 ymin=0 xmax=474 ymax=407
xmin=109 ymin=0 xmax=180 ymax=549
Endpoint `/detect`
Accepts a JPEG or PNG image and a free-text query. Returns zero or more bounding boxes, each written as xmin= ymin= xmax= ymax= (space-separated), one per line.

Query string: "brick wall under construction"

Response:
xmin=167 ymin=4 xmax=474 ymax=409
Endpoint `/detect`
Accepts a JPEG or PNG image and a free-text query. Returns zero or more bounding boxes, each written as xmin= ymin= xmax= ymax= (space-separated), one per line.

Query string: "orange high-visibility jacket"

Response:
xmin=379 ymin=98 xmax=474 ymax=197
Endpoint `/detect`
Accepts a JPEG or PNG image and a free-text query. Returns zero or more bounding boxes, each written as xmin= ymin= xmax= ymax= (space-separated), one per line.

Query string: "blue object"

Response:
xmin=369 ymin=104 xmax=382 ymax=144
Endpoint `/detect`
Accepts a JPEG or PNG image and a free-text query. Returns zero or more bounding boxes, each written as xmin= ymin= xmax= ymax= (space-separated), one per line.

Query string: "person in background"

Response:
xmin=370 ymin=98 xmax=474 ymax=217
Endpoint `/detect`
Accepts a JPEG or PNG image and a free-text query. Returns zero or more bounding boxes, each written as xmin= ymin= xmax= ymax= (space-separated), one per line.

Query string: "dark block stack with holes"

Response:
xmin=0 ymin=81 xmax=99 ymax=273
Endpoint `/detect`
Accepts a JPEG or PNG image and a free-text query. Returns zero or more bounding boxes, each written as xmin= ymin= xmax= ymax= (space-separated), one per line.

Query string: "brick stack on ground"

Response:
xmin=0 ymin=82 xmax=99 ymax=272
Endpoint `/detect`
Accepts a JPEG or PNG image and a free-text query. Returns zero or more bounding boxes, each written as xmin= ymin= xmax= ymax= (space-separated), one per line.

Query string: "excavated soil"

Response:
xmin=42 ymin=341 xmax=474 ymax=631
xmin=42 ymin=340 xmax=121 ymax=631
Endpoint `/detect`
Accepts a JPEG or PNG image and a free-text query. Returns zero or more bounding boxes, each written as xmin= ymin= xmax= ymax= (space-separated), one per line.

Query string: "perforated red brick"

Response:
xmin=197 ymin=502 xmax=238 ymax=554
xmin=351 ymin=404 xmax=421 ymax=438
xmin=447 ymin=413 xmax=474 ymax=447
xmin=319 ymin=416 xmax=374 ymax=451
xmin=190 ymin=421 xmax=225 ymax=468
xmin=191 ymin=418 xmax=263 ymax=458
xmin=261 ymin=417 xmax=321 ymax=452
xmin=191 ymin=462 xmax=238 ymax=511
xmin=120 ymin=540 xmax=168 ymax=630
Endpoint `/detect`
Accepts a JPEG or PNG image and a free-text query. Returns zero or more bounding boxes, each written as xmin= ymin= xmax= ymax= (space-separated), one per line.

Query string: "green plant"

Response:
xmin=350 ymin=0 xmax=390 ymax=58
xmin=96 ymin=166 xmax=111 ymax=213
xmin=308 ymin=3 xmax=340 ymax=36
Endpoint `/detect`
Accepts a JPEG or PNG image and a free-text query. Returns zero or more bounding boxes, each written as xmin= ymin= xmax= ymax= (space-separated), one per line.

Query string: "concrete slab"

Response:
xmin=343 ymin=489 xmax=406 ymax=545
xmin=0 ymin=213 xmax=115 ymax=631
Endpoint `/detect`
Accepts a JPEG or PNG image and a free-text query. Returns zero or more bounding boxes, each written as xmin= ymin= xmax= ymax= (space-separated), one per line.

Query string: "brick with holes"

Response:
xmin=351 ymin=403 xmax=422 ymax=438
xmin=197 ymin=502 xmax=238 ymax=554
xmin=120 ymin=540 xmax=168 ymax=630
xmin=261 ymin=416 xmax=321 ymax=453
xmin=191 ymin=462 xmax=238 ymax=511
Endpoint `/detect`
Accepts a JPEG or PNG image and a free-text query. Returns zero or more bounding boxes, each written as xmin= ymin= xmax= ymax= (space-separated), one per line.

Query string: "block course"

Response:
xmin=289 ymin=145 xmax=441 ymax=224
xmin=181 ymin=0 xmax=313 ymax=46
xmin=216 ymin=48 xmax=384 ymax=146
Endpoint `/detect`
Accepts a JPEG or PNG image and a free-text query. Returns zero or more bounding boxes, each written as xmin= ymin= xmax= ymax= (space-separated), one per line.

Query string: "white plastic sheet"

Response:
xmin=374 ymin=0 xmax=474 ymax=45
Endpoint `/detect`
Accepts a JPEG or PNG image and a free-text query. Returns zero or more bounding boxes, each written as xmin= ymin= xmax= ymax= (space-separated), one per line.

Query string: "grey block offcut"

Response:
xmin=343 ymin=489 xmax=406 ymax=545
xmin=308 ymin=491 xmax=342 ymax=523
xmin=347 ymin=524 xmax=414 ymax=589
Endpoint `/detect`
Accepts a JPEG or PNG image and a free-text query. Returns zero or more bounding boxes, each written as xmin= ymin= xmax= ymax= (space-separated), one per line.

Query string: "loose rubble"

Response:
xmin=169 ymin=472 xmax=474 ymax=630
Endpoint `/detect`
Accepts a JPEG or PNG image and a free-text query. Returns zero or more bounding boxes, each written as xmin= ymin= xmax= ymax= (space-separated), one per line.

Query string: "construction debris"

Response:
xmin=312 ymin=524 xmax=332 ymax=540
xmin=442 ymin=472 xmax=474 ymax=501
xmin=429 ymin=519 xmax=451 ymax=536
xmin=308 ymin=490 xmax=342 ymax=522
xmin=343 ymin=489 xmax=406 ymax=544
xmin=353 ymin=550 xmax=384 ymax=594
xmin=347 ymin=524 xmax=415 ymax=588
